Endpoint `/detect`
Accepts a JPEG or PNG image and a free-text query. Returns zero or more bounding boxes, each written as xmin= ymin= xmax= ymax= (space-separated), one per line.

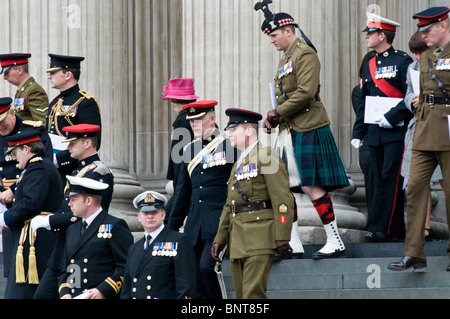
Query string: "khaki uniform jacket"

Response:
xmin=414 ymin=45 xmax=450 ymax=151
xmin=13 ymin=77 xmax=49 ymax=123
xmin=275 ymin=38 xmax=330 ymax=133
xmin=214 ymin=142 xmax=294 ymax=260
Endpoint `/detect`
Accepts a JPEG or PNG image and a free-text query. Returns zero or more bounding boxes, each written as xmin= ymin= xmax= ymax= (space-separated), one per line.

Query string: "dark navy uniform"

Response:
xmin=34 ymin=152 xmax=114 ymax=299
xmin=58 ymin=209 xmax=132 ymax=299
xmin=122 ymin=226 xmax=196 ymax=299
xmin=1 ymin=129 xmax=63 ymax=299
xmin=0 ymin=99 xmax=53 ymax=280
xmin=168 ymin=130 xmax=237 ymax=298
xmin=353 ymin=30 xmax=413 ymax=240
xmin=168 ymin=102 xmax=238 ymax=299
xmin=47 ymin=84 xmax=102 ymax=179
xmin=46 ymin=54 xmax=102 ymax=180
xmin=164 ymin=109 xmax=195 ymax=221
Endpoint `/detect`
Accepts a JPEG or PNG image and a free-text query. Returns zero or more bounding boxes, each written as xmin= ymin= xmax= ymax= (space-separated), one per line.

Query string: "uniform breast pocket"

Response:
xmin=281 ymin=72 xmax=298 ymax=95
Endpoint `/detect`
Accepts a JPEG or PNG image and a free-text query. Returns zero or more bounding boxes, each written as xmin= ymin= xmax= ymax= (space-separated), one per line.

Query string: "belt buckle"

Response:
xmin=429 ymin=93 xmax=435 ymax=109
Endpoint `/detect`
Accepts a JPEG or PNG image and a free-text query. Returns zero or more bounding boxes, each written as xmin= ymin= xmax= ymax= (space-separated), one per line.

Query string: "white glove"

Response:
xmin=376 ymin=116 xmax=393 ymax=129
xmin=351 ymin=139 xmax=363 ymax=149
xmin=31 ymin=214 xmax=52 ymax=231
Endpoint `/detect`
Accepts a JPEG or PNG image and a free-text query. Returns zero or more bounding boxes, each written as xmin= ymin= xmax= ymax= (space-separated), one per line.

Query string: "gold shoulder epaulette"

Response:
xmin=79 ymin=90 xmax=94 ymax=100
xmin=29 ymin=157 xmax=43 ymax=163
xmin=23 ymin=120 xmax=44 ymax=127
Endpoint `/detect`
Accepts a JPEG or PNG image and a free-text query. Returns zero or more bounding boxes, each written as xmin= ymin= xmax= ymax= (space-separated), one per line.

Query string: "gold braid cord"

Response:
xmin=48 ymin=91 xmax=101 ymax=136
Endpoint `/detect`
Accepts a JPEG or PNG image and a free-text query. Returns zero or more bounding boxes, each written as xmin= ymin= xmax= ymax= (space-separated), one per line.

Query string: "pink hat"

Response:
xmin=163 ymin=78 xmax=199 ymax=101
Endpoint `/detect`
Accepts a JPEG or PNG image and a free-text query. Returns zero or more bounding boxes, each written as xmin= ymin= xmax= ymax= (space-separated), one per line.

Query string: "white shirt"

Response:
xmin=144 ymin=224 xmax=165 ymax=249
xmin=83 ymin=207 xmax=103 ymax=229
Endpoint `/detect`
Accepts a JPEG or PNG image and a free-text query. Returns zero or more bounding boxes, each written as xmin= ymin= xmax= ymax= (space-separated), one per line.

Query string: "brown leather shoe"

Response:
xmin=388 ymin=256 xmax=427 ymax=271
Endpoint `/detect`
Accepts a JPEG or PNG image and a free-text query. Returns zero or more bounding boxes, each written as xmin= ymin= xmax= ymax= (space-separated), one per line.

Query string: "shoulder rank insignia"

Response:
xmin=29 ymin=157 xmax=43 ymax=163
xmin=79 ymin=90 xmax=94 ymax=100
xmin=22 ymin=120 xmax=44 ymax=127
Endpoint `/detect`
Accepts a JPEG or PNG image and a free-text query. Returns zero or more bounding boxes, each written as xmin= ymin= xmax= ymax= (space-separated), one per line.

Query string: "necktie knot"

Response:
xmin=145 ymin=234 xmax=152 ymax=251
xmin=80 ymin=221 xmax=88 ymax=236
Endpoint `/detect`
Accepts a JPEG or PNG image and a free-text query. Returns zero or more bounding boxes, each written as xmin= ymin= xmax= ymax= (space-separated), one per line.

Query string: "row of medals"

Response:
xmin=152 ymin=242 xmax=178 ymax=257
xmin=375 ymin=66 xmax=398 ymax=79
xmin=202 ymin=151 xmax=227 ymax=169
xmin=97 ymin=224 xmax=113 ymax=239
xmin=436 ymin=59 xmax=450 ymax=71
xmin=236 ymin=164 xmax=258 ymax=181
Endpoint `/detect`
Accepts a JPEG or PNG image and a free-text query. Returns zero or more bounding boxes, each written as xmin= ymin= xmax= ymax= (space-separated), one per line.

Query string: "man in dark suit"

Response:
xmin=168 ymin=100 xmax=238 ymax=299
xmin=58 ymin=176 xmax=132 ymax=299
xmin=121 ymin=191 xmax=196 ymax=299
xmin=0 ymin=129 xmax=62 ymax=299
xmin=352 ymin=12 xmax=413 ymax=242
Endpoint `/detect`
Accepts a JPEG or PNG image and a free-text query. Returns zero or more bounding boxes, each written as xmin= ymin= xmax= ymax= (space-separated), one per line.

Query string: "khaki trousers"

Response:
xmin=404 ymin=150 xmax=450 ymax=259
xmin=230 ymin=254 xmax=274 ymax=299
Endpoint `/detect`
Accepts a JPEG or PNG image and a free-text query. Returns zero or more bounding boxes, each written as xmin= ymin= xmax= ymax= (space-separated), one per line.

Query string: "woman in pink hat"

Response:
xmin=163 ymin=78 xmax=199 ymax=221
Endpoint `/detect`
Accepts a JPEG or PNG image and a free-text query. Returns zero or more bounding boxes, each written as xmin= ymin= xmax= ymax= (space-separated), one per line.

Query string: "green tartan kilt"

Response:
xmin=291 ymin=125 xmax=349 ymax=192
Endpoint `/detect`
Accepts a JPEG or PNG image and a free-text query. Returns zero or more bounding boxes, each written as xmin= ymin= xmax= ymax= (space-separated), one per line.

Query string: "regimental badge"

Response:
xmin=280 ymin=215 xmax=287 ymax=224
xmin=278 ymin=203 xmax=288 ymax=214
xmin=236 ymin=164 xmax=258 ymax=181
xmin=97 ymin=224 xmax=113 ymax=239
xmin=152 ymin=242 xmax=178 ymax=257
xmin=437 ymin=59 xmax=450 ymax=71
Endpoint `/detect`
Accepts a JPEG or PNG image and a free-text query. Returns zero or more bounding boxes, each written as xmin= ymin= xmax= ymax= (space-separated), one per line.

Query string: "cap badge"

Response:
xmin=144 ymin=193 xmax=156 ymax=204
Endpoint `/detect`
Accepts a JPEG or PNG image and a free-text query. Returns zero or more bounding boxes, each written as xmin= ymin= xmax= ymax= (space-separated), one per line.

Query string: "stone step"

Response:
xmin=263 ymin=287 xmax=450 ymax=299
xmin=223 ymin=257 xmax=450 ymax=289
xmin=221 ymin=241 xmax=450 ymax=299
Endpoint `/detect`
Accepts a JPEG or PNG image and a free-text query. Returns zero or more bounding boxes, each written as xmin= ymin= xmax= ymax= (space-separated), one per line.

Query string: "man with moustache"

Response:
xmin=168 ymin=100 xmax=238 ymax=299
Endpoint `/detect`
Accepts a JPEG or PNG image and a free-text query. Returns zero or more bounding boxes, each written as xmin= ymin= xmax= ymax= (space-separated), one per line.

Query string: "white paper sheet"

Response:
xmin=49 ymin=133 xmax=67 ymax=153
xmin=364 ymin=96 xmax=404 ymax=127
xmin=270 ymin=83 xmax=278 ymax=109
xmin=411 ymin=69 xmax=420 ymax=95
xmin=448 ymin=115 xmax=450 ymax=143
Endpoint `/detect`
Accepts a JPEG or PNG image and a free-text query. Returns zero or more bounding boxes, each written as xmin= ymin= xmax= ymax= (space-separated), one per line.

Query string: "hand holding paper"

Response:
xmin=376 ymin=116 xmax=394 ymax=129
xmin=364 ymin=96 xmax=404 ymax=127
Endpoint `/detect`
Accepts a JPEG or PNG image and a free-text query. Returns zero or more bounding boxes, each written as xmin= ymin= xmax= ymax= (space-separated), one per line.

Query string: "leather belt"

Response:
xmin=231 ymin=200 xmax=272 ymax=215
xmin=424 ymin=94 xmax=450 ymax=106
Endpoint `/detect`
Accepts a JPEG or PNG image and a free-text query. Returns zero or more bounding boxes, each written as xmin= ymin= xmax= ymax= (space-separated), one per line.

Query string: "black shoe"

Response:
xmin=387 ymin=256 xmax=427 ymax=271
xmin=365 ymin=231 xmax=390 ymax=242
xmin=312 ymin=249 xmax=345 ymax=260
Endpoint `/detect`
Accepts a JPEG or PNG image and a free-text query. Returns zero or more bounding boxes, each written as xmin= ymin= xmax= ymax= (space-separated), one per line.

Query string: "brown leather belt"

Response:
xmin=231 ymin=200 xmax=272 ymax=215
xmin=424 ymin=94 xmax=450 ymax=105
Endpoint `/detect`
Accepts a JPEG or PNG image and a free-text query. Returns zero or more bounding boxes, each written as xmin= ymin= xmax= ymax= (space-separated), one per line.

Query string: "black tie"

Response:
xmin=80 ymin=221 xmax=88 ymax=236
xmin=145 ymin=235 xmax=152 ymax=251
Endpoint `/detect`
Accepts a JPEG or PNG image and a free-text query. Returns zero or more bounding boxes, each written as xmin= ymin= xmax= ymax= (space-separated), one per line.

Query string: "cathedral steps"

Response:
xmin=222 ymin=241 xmax=450 ymax=299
